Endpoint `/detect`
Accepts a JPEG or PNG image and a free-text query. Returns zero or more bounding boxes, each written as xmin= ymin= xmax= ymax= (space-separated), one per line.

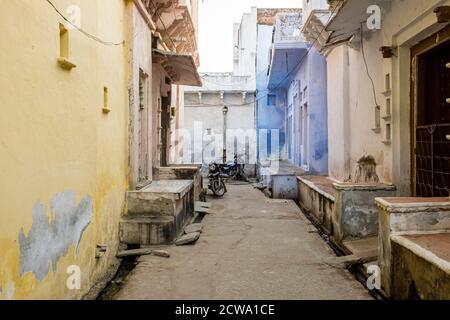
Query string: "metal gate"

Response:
xmin=416 ymin=124 xmax=450 ymax=197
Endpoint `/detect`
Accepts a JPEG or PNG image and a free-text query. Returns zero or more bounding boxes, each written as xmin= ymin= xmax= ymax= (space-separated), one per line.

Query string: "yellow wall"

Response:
xmin=0 ymin=0 xmax=129 ymax=299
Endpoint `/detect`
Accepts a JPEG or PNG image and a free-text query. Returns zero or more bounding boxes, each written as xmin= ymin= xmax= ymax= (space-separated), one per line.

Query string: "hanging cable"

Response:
xmin=360 ymin=22 xmax=379 ymax=108
xmin=44 ymin=0 xmax=124 ymax=46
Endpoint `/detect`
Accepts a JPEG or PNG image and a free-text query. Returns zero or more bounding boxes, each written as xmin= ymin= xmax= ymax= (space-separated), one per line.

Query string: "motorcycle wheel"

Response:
xmin=212 ymin=179 xmax=226 ymax=197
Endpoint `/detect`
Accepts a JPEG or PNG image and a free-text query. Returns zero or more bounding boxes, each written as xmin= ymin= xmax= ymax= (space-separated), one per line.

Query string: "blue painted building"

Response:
xmin=256 ymin=20 xmax=286 ymax=163
xmin=256 ymin=11 xmax=328 ymax=175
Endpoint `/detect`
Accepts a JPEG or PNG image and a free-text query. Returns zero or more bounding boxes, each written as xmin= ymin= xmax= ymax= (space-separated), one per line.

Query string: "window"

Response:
xmin=385 ymin=73 xmax=391 ymax=91
xmin=267 ymin=94 xmax=276 ymax=106
xmin=375 ymin=105 xmax=381 ymax=129
xmin=102 ymin=87 xmax=110 ymax=113
xmin=385 ymin=98 xmax=391 ymax=116
xmin=58 ymin=23 xmax=76 ymax=70
xmin=59 ymin=24 xmax=69 ymax=59
xmin=385 ymin=123 xmax=391 ymax=141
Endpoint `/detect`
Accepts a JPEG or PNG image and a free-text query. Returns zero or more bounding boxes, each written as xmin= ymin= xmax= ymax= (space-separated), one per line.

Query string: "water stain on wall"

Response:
xmin=19 ymin=191 xmax=93 ymax=281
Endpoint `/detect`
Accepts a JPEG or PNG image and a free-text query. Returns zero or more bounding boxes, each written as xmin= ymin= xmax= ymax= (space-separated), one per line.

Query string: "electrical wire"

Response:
xmin=44 ymin=0 xmax=124 ymax=46
xmin=360 ymin=22 xmax=380 ymax=108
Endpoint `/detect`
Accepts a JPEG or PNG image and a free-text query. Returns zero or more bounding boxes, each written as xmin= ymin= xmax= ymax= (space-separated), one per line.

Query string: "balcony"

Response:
xmin=267 ymin=13 xmax=309 ymax=90
xmin=142 ymin=0 xmax=199 ymax=66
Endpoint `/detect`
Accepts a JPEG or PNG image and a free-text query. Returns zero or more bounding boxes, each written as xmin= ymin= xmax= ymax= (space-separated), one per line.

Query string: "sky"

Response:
xmin=198 ymin=0 xmax=302 ymax=73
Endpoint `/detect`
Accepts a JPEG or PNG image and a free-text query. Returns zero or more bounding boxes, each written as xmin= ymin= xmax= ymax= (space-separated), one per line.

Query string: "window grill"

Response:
xmin=416 ymin=123 xmax=450 ymax=197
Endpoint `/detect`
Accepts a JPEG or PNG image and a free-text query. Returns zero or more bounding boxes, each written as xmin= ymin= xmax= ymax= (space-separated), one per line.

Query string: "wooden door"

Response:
xmin=413 ymin=37 xmax=450 ymax=197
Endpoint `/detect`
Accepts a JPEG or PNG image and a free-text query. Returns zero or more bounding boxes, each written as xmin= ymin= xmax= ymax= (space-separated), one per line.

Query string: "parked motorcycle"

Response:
xmin=219 ymin=154 xmax=247 ymax=181
xmin=207 ymin=162 xmax=227 ymax=197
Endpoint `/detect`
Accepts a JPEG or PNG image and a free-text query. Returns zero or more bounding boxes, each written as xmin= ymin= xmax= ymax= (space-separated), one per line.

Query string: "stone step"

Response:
xmin=120 ymin=216 xmax=176 ymax=245
xmin=121 ymin=180 xmax=195 ymax=246
xmin=125 ymin=180 xmax=193 ymax=216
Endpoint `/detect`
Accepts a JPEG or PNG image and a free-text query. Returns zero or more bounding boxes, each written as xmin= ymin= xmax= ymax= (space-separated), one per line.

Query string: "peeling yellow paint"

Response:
xmin=0 ymin=0 xmax=130 ymax=299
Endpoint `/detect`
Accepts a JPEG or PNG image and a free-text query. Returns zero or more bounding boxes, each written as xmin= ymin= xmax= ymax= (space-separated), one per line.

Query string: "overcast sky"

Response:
xmin=198 ymin=0 xmax=301 ymax=72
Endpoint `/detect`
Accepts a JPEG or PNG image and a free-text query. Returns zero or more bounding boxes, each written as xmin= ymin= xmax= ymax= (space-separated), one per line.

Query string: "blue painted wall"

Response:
xmin=256 ymin=23 xmax=328 ymax=174
xmin=286 ymin=48 xmax=328 ymax=174
xmin=256 ymin=24 xmax=286 ymax=162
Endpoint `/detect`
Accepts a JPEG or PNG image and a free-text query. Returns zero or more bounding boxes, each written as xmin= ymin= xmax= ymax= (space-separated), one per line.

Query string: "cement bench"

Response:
xmin=120 ymin=180 xmax=195 ymax=245
xmin=298 ymin=176 xmax=395 ymax=246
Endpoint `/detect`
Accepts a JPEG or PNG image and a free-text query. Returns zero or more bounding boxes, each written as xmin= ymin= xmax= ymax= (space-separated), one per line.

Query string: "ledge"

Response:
xmin=372 ymin=127 xmax=381 ymax=134
xmin=391 ymin=233 xmax=450 ymax=275
xmin=381 ymin=90 xmax=392 ymax=97
xmin=333 ymin=183 xmax=396 ymax=192
xmin=297 ymin=176 xmax=336 ymax=202
xmin=375 ymin=197 xmax=450 ymax=213
xmin=57 ymin=57 xmax=76 ymax=70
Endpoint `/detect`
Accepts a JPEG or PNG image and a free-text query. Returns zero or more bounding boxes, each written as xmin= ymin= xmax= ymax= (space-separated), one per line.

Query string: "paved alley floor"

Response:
xmin=114 ymin=183 xmax=371 ymax=300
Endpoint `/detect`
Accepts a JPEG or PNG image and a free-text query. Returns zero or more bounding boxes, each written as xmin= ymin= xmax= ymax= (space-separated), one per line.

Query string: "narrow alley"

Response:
xmin=2 ymin=0 xmax=450 ymax=305
xmin=113 ymin=183 xmax=370 ymax=300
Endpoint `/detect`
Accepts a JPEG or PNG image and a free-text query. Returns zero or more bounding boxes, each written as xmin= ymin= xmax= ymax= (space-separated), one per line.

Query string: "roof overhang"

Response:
xmin=153 ymin=49 xmax=202 ymax=87
xmin=302 ymin=0 xmax=387 ymax=54
xmin=326 ymin=0 xmax=386 ymax=43
xmin=267 ymin=43 xmax=309 ymax=90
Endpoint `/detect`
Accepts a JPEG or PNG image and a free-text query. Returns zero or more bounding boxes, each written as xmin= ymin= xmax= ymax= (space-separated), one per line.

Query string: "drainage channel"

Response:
xmin=296 ymin=202 xmax=386 ymax=300
xmin=96 ymin=253 xmax=139 ymax=300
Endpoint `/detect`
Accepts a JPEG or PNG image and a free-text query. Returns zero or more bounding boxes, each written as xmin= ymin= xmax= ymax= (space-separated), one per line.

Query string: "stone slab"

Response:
xmin=141 ymin=180 xmax=193 ymax=198
xmin=184 ymin=223 xmax=203 ymax=234
xmin=175 ymin=232 xmax=200 ymax=246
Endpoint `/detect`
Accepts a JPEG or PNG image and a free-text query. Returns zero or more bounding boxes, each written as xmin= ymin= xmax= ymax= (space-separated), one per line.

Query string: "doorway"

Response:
xmin=411 ymin=28 xmax=450 ymax=197
xmin=160 ymin=94 xmax=171 ymax=167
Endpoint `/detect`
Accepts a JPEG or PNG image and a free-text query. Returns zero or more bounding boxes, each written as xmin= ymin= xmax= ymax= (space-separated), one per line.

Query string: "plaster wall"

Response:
xmin=233 ymin=7 xmax=258 ymax=80
xmin=256 ymin=24 xmax=287 ymax=161
xmin=0 ymin=0 xmax=128 ymax=299
xmin=287 ymin=47 xmax=328 ymax=174
xmin=184 ymin=92 xmax=256 ymax=165
xmin=326 ymin=0 xmax=450 ymax=194
xmin=128 ymin=3 xmax=154 ymax=188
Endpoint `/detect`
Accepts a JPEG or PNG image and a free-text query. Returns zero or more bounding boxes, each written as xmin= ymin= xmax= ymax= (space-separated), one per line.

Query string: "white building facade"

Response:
xmin=182 ymin=8 xmax=258 ymax=172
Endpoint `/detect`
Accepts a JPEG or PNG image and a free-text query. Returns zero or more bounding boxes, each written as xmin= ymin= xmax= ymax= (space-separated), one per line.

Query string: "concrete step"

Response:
xmin=121 ymin=180 xmax=196 ymax=246
xmin=119 ymin=216 xmax=176 ymax=245
xmin=125 ymin=180 xmax=193 ymax=216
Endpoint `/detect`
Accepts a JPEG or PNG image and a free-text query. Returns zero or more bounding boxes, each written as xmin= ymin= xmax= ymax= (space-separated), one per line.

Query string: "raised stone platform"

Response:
xmin=120 ymin=180 xmax=195 ymax=246
xmin=257 ymin=160 xmax=306 ymax=199
xmin=391 ymin=233 xmax=450 ymax=299
xmin=375 ymin=197 xmax=450 ymax=297
xmin=153 ymin=165 xmax=202 ymax=201
xmin=298 ymin=176 xmax=396 ymax=246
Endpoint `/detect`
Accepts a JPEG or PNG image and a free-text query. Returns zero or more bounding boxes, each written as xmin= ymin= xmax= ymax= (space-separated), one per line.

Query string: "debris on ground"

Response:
xmin=253 ymin=183 xmax=266 ymax=190
xmin=175 ymin=232 xmax=201 ymax=246
xmin=324 ymin=250 xmax=378 ymax=269
xmin=184 ymin=223 xmax=203 ymax=234
xmin=195 ymin=201 xmax=212 ymax=214
xmin=117 ymin=248 xmax=170 ymax=258
xmin=152 ymin=250 xmax=171 ymax=258
xmin=263 ymin=188 xmax=272 ymax=198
